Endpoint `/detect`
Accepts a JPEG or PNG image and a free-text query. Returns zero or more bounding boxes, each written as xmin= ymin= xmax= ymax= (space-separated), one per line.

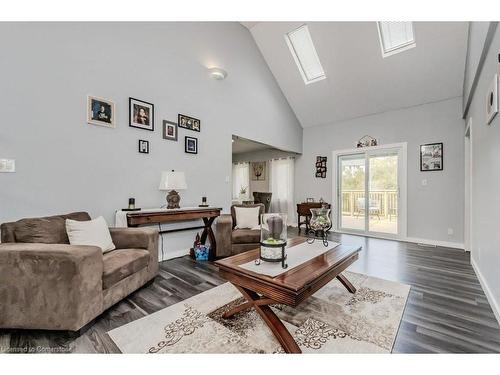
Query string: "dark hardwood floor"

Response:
xmin=1 ymin=229 xmax=500 ymax=353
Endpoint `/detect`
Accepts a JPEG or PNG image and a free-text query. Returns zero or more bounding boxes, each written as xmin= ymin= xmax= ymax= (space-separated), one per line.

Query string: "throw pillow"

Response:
xmin=66 ymin=216 xmax=115 ymax=253
xmin=234 ymin=206 xmax=260 ymax=229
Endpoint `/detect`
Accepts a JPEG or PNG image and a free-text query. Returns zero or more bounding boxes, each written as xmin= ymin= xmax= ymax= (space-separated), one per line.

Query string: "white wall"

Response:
xmin=295 ymin=97 xmax=465 ymax=245
xmin=465 ymin=22 xmax=500 ymax=322
xmin=0 ymin=22 xmax=302 ymax=225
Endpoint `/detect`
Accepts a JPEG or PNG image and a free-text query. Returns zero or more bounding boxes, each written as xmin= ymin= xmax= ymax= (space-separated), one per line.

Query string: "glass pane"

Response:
xmin=339 ymin=154 xmax=366 ymax=231
xmin=368 ymin=152 xmax=398 ymax=234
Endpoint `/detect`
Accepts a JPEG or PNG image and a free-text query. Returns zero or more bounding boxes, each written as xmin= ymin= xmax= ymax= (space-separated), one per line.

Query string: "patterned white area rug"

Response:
xmin=108 ymin=271 xmax=410 ymax=353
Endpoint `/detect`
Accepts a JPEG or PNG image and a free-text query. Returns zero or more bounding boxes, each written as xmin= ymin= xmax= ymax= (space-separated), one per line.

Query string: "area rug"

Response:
xmin=108 ymin=271 xmax=410 ymax=353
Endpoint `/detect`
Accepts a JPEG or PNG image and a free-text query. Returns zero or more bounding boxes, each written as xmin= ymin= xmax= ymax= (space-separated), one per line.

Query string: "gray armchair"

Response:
xmin=215 ymin=203 xmax=264 ymax=258
xmin=0 ymin=212 xmax=158 ymax=332
xmin=253 ymin=192 xmax=272 ymax=213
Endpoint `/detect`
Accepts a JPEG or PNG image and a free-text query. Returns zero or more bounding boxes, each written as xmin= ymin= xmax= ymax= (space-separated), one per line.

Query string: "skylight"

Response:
xmin=377 ymin=22 xmax=416 ymax=57
xmin=285 ymin=24 xmax=326 ymax=85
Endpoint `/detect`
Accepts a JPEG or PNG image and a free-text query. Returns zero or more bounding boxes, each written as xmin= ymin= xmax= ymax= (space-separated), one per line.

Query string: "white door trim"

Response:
xmin=332 ymin=142 xmax=408 ymax=240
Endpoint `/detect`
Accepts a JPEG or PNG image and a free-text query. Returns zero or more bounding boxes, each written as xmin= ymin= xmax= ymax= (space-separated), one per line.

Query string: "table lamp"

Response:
xmin=159 ymin=170 xmax=187 ymax=209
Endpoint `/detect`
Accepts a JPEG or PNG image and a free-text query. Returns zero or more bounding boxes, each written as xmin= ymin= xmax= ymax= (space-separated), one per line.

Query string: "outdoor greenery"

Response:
xmin=342 ymin=156 xmax=397 ymax=190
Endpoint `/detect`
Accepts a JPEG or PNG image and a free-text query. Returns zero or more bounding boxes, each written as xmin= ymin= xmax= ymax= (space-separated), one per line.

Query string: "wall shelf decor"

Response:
xmin=315 ymin=156 xmax=327 ymax=178
xmin=357 ymin=135 xmax=378 ymax=148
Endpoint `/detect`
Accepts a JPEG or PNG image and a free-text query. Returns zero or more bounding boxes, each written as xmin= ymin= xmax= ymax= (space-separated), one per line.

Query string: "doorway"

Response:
xmin=333 ymin=143 xmax=407 ymax=239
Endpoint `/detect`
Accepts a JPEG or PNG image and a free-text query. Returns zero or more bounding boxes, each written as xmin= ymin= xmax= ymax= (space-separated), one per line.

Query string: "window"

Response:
xmin=285 ymin=24 xmax=326 ymax=84
xmin=232 ymin=162 xmax=250 ymax=199
xmin=377 ymin=22 xmax=416 ymax=58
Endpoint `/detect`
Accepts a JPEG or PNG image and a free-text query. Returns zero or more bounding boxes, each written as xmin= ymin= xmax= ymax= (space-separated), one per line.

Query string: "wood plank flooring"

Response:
xmin=1 ymin=229 xmax=499 ymax=353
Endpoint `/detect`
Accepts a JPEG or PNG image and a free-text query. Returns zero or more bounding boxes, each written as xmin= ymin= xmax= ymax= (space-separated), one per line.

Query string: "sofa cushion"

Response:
xmin=6 ymin=212 xmax=91 ymax=244
xmin=232 ymin=229 xmax=260 ymax=244
xmin=102 ymin=248 xmax=150 ymax=289
xmin=66 ymin=216 xmax=115 ymax=253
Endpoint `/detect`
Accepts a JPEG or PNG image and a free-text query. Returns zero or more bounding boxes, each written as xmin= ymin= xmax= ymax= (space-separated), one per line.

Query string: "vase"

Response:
xmin=257 ymin=213 xmax=288 ymax=268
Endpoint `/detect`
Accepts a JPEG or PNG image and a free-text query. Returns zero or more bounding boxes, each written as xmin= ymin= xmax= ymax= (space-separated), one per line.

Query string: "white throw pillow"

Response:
xmin=234 ymin=206 xmax=260 ymax=230
xmin=66 ymin=216 xmax=115 ymax=253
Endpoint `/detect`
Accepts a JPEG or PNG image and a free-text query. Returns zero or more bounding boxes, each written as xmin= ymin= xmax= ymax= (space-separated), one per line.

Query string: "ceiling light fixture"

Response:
xmin=209 ymin=67 xmax=227 ymax=80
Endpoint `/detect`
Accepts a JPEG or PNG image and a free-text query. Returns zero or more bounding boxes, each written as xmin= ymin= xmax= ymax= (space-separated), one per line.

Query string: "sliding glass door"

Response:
xmin=336 ymin=144 xmax=406 ymax=238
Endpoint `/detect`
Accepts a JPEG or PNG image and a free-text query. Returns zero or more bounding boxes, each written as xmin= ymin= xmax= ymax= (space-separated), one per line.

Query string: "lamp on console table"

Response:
xmin=159 ymin=170 xmax=187 ymax=209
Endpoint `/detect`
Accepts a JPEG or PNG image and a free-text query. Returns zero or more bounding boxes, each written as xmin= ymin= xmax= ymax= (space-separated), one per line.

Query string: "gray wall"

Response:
xmin=295 ymin=97 xmax=465 ymax=244
xmin=0 ymin=22 xmax=302 ymax=224
xmin=465 ymin=23 xmax=500 ymax=320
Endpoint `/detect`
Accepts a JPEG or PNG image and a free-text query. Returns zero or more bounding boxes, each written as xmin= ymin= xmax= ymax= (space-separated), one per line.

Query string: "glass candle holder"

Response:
xmin=257 ymin=213 xmax=288 ymax=269
xmin=307 ymin=208 xmax=332 ymax=246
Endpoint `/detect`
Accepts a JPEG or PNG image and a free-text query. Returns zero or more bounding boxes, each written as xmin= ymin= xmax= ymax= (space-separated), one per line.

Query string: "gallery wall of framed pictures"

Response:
xmin=86 ymin=95 xmax=201 ymax=157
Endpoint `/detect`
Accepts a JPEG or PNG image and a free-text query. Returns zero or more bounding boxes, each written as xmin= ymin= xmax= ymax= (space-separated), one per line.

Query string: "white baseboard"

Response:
xmin=471 ymin=257 xmax=500 ymax=325
xmin=404 ymin=237 xmax=465 ymax=250
xmin=159 ymin=248 xmax=190 ymax=262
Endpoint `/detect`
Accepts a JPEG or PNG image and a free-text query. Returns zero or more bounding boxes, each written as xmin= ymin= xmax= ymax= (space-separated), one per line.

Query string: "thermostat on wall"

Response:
xmin=0 ymin=159 xmax=15 ymax=172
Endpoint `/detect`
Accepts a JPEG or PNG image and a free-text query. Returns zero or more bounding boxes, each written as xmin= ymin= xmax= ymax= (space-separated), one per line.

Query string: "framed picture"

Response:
xmin=306 ymin=198 xmax=314 ymax=203
xmin=251 ymin=161 xmax=266 ymax=181
xmin=420 ymin=143 xmax=443 ymax=171
xmin=138 ymin=140 xmax=149 ymax=154
xmin=178 ymin=114 xmax=200 ymax=132
xmin=185 ymin=136 xmax=198 ymax=154
xmin=129 ymin=98 xmax=154 ymax=131
xmin=315 ymin=156 xmax=327 ymax=178
xmin=162 ymin=120 xmax=178 ymax=141
xmin=87 ymin=96 xmax=115 ymax=128
xmin=486 ymin=74 xmax=498 ymax=125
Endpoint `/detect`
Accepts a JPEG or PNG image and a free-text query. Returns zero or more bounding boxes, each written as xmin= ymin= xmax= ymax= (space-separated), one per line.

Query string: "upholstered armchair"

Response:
xmin=252 ymin=192 xmax=272 ymax=213
xmin=215 ymin=203 xmax=264 ymax=258
xmin=0 ymin=212 xmax=158 ymax=332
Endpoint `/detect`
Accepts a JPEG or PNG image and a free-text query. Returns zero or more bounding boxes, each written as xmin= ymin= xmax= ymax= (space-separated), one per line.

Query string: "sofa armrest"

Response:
xmin=215 ymin=214 xmax=233 ymax=258
xmin=0 ymin=243 xmax=103 ymax=331
xmin=109 ymin=227 xmax=159 ymax=275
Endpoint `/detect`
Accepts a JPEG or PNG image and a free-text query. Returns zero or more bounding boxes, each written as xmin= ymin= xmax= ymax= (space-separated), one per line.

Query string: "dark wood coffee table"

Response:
xmin=215 ymin=237 xmax=361 ymax=353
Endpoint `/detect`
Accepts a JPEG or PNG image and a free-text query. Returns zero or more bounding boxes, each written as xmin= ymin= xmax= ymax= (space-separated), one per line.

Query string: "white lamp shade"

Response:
xmin=159 ymin=171 xmax=187 ymax=191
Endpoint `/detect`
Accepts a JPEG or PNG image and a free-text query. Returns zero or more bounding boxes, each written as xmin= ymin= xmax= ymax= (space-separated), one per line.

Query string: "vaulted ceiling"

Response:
xmin=244 ymin=22 xmax=468 ymax=128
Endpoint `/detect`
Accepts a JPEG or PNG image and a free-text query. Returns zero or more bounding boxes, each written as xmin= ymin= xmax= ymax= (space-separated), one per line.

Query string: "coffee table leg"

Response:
xmin=336 ymin=273 xmax=356 ymax=293
xmin=223 ymin=285 xmax=301 ymax=354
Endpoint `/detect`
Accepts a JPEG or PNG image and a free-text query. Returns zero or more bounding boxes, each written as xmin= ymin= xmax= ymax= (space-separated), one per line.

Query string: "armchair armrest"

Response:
xmin=215 ymin=214 xmax=233 ymax=258
xmin=109 ymin=227 xmax=159 ymax=275
xmin=0 ymin=243 xmax=103 ymax=331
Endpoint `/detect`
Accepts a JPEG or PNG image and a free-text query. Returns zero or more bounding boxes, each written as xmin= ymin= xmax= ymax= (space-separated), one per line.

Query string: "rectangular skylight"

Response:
xmin=285 ymin=24 xmax=326 ymax=84
xmin=377 ymin=22 xmax=416 ymax=57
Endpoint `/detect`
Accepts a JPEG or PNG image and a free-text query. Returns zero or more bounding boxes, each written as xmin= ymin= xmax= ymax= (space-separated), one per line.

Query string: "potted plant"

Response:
xmin=239 ymin=186 xmax=248 ymax=200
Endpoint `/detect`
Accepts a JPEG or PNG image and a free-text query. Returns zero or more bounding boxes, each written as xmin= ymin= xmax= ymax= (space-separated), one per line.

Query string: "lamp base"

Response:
xmin=166 ymin=190 xmax=181 ymax=209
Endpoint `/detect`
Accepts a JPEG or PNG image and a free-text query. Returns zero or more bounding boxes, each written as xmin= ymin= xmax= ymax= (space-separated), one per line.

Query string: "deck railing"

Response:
xmin=341 ymin=190 xmax=398 ymax=218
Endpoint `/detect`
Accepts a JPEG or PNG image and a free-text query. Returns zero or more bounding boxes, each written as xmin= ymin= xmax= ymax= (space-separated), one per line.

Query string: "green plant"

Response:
xmin=239 ymin=186 xmax=247 ymax=194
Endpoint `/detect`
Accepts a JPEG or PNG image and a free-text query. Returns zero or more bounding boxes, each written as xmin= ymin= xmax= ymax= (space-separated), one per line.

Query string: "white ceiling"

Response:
xmin=232 ymin=136 xmax=273 ymax=154
xmin=245 ymin=22 xmax=468 ymax=128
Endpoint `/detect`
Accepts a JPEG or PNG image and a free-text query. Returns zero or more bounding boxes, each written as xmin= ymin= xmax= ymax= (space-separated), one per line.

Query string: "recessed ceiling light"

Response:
xmin=285 ymin=24 xmax=326 ymax=85
xmin=377 ymin=22 xmax=416 ymax=58
xmin=208 ymin=67 xmax=227 ymax=80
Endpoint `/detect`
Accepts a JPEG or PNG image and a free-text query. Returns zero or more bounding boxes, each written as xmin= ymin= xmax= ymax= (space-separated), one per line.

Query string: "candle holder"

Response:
xmin=306 ymin=208 xmax=332 ymax=247
xmin=255 ymin=213 xmax=288 ymax=269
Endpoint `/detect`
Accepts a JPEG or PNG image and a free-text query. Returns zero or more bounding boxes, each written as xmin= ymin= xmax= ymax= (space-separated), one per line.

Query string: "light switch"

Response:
xmin=421 ymin=179 xmax=427 ymax=186
xmin=0 ymin=159 xmax=15 ymax=173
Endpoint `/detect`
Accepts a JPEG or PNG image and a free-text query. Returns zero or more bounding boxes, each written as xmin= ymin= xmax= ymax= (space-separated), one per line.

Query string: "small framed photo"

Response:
xmin=420 ymin=143 xmax=443 ymax=171
xmin=306 ymin=198 xmax=314 ymax=203
xmin=138 ymin=140 xmax=149 ymax=154
xmin=163 ymin=120 xmax=178 ymax=141
xmin=185 ymin=136 xmax=198 ymax=154
xmin=87 ymin=96 xmax=115 ymax=128
xmin=178 ymin=114 xmax=201 ymax=132
xmin=129 ymin=98 xmax=154 ymax=131
xmin=486 ymin=74 xmax=498 ymax=125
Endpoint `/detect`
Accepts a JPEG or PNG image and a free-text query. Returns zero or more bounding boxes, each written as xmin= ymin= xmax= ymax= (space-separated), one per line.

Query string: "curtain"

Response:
xmin=232 ymin=162 xmax=250 ymax=199
xmin=269 ymin=157 xmax=295 ymax=225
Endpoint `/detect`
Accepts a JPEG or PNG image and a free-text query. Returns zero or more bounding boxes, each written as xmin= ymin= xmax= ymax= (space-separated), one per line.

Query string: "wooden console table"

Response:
xmin=125 ymin=207 xmax=221 ymax=260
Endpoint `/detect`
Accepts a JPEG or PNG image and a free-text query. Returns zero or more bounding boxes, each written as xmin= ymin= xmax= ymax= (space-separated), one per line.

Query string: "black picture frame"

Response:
xmin=129 ymin=97 xmax=154 ymax=131
xmin=178 ymin=113 xmax=201 ymax=132
xmin=138 ymin=139 xmax=149 ymax=154
xmin=420 ymin=142 xmax=443 ymax=171
xmin=315 ymin=156 xmax=327 ymax=178
xmin=185 ymin=136 xmax=198 ymax=154
xmin=163 ymin=120 xmax=178 ymax=141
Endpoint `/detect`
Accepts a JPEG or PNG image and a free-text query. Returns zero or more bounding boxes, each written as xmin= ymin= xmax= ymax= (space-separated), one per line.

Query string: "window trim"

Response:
xmin=376 ymin=22 xmax=416 ymax=58
xmin=284 ymin=24 xmax=326 ymax=85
